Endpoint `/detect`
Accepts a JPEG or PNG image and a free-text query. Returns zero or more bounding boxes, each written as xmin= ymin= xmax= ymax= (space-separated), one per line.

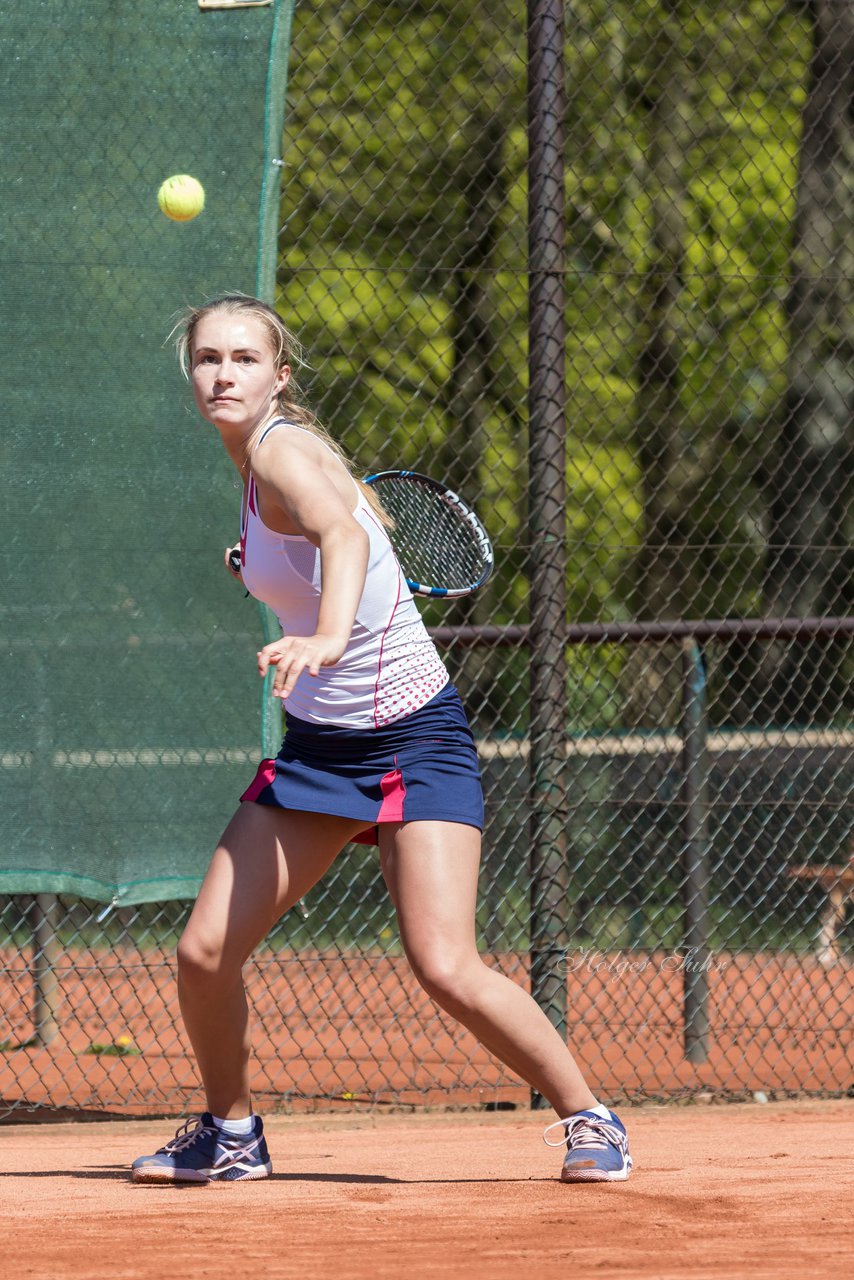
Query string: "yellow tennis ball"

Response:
xmin=157 ymin=174 xmax=205 ymax=222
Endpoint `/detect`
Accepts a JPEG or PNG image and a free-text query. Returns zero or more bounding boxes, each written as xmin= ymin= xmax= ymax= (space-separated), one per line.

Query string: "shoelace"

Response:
xmin=162 ymin=1116 xmax=216 ymax=1153
xmin=542 ymin=1114 xmax=623 ymax=1151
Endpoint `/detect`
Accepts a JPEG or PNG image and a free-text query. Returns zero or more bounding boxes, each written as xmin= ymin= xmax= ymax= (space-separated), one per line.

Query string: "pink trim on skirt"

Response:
xmin=377 ymin=767 xmax=406 ymax=821
xmin=240 ymin=759 xmax=276 ymax=803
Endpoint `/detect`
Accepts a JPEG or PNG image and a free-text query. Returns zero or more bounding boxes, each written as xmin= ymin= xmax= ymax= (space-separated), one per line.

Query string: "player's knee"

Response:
xmin=176 ymin=930 xmax=227 ymax=986
xmin=410 ymin=951 xmax=481 ymax=1014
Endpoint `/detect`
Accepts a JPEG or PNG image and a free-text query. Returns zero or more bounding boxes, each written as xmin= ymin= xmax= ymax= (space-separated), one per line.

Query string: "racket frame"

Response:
xmin=365 ymin=469 xmax=493 ymax=598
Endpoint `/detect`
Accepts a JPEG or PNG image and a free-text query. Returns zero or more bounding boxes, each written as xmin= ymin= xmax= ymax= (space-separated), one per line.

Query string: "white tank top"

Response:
xmin=239 ymin=420 xmax=449 ymax=728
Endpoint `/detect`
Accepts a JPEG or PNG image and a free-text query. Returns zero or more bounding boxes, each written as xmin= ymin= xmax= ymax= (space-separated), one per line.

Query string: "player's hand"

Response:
xmin=225 ymin=544 xmax=243 ymax=581
xmin=257 ymin=633 xmax=348 ymax=700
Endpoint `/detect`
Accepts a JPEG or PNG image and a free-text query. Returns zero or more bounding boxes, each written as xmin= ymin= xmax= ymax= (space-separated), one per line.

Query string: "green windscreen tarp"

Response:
xmin=0 ymin=0 xmax=294 ymax=904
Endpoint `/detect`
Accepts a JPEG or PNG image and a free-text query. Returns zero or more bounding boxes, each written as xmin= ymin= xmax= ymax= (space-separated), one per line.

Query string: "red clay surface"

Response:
xmin=1 ymin=949 xmax=851 ymax=1115
xmin=0 ymin=1102 xmax=852 ymax=1279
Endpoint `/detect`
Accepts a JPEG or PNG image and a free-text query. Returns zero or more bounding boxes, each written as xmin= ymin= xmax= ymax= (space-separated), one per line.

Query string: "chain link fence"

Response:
xmin=2 ymin=0 xmax=853 ymax=1118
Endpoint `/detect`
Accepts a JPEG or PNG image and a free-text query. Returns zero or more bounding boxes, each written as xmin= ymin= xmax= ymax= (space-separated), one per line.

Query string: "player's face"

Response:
xmin=190 ymin=312 xmax=290 ymax=434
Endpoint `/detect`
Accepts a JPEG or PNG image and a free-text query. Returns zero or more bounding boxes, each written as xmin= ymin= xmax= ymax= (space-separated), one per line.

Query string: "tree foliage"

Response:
xmin=277 ymin=0 xmax=850 ymax=729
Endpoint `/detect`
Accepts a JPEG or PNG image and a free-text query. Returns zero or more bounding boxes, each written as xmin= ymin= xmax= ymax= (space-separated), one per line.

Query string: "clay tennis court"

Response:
xmin=1 ymin=1101 xmax=851 ymax=1279
xmin=3 ymin=945 xmax=851 ymax=1277
xmin=1 ymin=948 xmax=850 ymax=1113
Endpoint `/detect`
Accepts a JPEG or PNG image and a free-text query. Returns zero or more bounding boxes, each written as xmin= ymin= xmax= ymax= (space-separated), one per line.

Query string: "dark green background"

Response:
xmin=0 ymin=0 xmax=293 ymax=901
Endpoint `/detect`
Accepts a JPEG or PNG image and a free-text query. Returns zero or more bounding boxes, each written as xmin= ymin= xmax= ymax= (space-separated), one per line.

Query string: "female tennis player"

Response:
xmin=130 ymin=294 xmax=632 ymax=1186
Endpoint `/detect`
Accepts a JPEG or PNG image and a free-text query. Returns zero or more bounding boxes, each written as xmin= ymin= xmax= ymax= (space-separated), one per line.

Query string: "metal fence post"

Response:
xmin=527 ymin=0 xmax=568 ymax=1107
xmin=680 ymin=638 xmax=711 ymax=1062
xmin=32 ymin=893 xmax=61 ymax=1046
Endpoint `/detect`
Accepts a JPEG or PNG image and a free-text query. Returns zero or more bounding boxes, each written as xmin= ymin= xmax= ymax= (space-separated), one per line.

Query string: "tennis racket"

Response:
xmin=365 ymin=470 xmax=493 ymax=598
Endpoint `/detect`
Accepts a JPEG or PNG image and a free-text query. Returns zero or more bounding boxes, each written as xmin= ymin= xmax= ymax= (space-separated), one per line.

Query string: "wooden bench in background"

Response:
xmin=788 ymin=853 xmax=854 ymax=966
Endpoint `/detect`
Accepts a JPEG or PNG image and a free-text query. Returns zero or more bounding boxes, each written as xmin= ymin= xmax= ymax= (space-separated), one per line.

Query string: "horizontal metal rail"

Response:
xmin=429 ymin=616 xmax=854 ymax=647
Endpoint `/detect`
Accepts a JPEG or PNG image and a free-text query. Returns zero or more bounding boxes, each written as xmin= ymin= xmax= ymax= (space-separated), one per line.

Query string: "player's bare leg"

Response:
xmin=176 ymin=804 xmax=366 ymax=1118
xmin=131 ymin=805 xmax=366 ymax=1182
xmin=379 ymin=820 xmax=598 ymax=1118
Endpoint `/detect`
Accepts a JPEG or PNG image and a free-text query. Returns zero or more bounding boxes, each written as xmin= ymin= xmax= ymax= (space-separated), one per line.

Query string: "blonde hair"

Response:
xmin=176 ymin=294 xmax=391 ymax=525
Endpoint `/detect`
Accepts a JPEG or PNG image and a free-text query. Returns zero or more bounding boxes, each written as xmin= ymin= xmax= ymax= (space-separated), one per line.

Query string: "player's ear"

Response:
xmin=274 ymin=364 xmax=291 ymax=395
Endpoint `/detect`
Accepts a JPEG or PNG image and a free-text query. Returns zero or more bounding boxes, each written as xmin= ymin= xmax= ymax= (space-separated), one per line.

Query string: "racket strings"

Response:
xmin=377 ymin=481 xmax=488 ymax=591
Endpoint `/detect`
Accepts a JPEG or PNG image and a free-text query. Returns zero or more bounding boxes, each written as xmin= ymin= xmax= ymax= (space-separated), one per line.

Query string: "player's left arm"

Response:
xmin=253 ymin=441 xmax=369 ymax=698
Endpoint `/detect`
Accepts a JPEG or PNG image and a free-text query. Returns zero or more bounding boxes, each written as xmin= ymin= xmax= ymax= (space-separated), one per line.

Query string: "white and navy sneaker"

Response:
xmin=131 ymin=1113 xmax=272 ymax=1184
xmin=543 ymin=1109 xmax=633 ymax=1183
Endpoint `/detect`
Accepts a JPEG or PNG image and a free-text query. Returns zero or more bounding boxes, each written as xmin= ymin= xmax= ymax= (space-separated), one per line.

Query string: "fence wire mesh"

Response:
xmin=2 ymin=0 xmax=853 ymax=1118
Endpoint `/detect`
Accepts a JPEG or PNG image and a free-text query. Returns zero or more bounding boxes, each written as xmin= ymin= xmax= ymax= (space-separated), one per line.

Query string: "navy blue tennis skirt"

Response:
xmin=240 ymin=683 xmax=483 ymax=844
